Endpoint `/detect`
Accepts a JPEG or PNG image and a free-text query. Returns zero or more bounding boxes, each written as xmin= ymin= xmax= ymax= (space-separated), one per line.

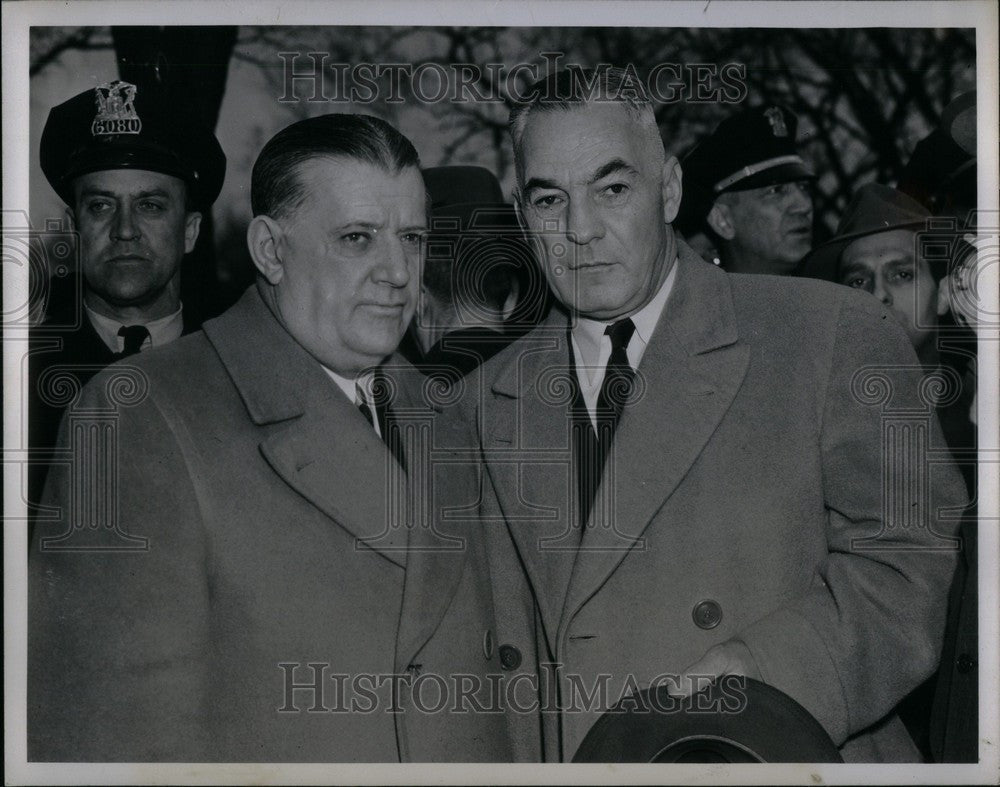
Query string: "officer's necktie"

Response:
xmin=117 ymin=325 xmax=150 ymax=358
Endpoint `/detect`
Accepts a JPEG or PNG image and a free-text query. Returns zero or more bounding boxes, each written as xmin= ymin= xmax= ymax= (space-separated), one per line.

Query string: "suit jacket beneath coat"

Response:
xmin=28 ymin=285 xmax=519 ymax=762
xmin=459 ymin=241 xmax=968 ymax=763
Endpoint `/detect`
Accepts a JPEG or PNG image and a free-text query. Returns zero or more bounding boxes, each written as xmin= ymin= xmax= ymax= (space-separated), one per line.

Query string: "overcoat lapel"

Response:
xmin=206 ymin=292 xmax=469 ymax=674
xmin=205 ymin=287 xmax=411 ymax=565
xmin=559 ymin=247 xmax=750 ymax=637
xmin=260 ymin=408 xmax=411 ymax=563
xmin=483 ymin=245 xmax=751 ymax=647
xmin=484 ymin=327 xmax=579 ymax=645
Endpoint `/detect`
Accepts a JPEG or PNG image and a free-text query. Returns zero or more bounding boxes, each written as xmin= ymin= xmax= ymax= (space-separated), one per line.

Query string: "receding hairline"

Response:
xmin=511 ymin=101 xmax=665 ymax=186
xmin=262 ymin=153 xmax=425 ymax=221
xmin=288 ymin=151 xmax=422 ymax=182
xmin=250 ymin=112 xmax=422 ymax=219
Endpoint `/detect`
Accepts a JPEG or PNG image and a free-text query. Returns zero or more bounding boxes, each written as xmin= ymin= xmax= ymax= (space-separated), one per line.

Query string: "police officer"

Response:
xmin=29 ymin=79 xmax=225 ymax=507
xmin=680 ymin=105 xmax=815 ymax=274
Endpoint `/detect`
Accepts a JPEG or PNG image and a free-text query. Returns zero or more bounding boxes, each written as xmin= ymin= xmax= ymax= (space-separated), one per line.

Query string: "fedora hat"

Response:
xmin=800 ymin=183 xmax=931 ymax=283
xmin=572 ymin=676 xmax=842 ymax=763
xmin=423 ymin=165 xmax=517 ymax=234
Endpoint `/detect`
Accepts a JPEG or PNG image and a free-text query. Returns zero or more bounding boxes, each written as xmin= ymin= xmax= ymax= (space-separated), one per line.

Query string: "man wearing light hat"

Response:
xmin=680 ymin=105 xmax=815 ymax=274
xmin=29 ymin=112 xmax=524 ymax=762
xmin=29 ymin=79 xmax=226 ymax=505
xmin=461 ymin=67 xmax=968 ymax=764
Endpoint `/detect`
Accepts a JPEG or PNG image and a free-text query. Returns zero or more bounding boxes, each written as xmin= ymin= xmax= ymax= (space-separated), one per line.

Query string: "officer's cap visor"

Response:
xmin=719 ymin=161 xmax=816 ymax=194
xmin=59 ymin=142 xmax=195 ymax=198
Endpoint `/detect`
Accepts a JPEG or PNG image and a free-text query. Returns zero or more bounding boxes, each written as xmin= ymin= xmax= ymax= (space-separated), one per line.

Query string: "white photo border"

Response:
xmin=4 ymin=1 xmax=998 ymax=784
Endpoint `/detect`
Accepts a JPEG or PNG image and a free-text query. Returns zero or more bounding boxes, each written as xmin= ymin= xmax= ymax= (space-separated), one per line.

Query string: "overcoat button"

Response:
xmin=692 ymin=599 xmax=723 ymax=630
xmin=483 ymin=629 xmax=495 ymax=660
xmin=956 ymin=653 xmax=975 ymax=674
xmin=499 ymin=644 xmax=522 ymax=670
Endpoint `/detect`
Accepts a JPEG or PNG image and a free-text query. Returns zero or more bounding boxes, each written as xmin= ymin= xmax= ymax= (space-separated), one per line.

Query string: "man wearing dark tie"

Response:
xmin=461 ymin=67 xmax=967 ymax=762
xmin=29 ymin=114 xmax=518 ymax=761
xmin=28 ymin=79 xmax=225 ymax=507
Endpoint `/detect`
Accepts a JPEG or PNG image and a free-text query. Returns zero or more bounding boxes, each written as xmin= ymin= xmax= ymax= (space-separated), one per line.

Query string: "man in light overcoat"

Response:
xmin=29 ymin=114 xmax=520 ymax=762
xmin=460 ymin=68 xmax=968 ymax=762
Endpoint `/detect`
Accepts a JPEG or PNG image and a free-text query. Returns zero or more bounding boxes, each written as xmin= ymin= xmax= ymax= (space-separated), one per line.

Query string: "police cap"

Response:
xmin=679 ymin=105 xmax=815 ymax=229
xmin=40 ymin=80 xmax=226 ymax=209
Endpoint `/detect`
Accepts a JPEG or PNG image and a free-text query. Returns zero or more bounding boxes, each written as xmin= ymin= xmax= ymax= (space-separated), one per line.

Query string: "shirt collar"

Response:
xmin=322 ymin=366 xmax=375 ymax=405
xmin=85 ymin=302 xmax=185 ymax=353
xmin=572 ymin=255 xmax=678 ymax=371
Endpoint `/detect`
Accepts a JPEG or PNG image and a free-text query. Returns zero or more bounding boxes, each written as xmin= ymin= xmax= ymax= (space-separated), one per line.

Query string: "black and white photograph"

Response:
xmin=3 ymin=1 xmax=998 ymax=784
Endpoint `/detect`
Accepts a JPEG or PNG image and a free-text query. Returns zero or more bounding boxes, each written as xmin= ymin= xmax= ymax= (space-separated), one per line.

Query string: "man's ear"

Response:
xmin=661 ymin=156 xmax=683 ymax=224
xmin=64 ymin=206 xmax=76 ymax=233
xmin=183 ymin=212 xmax=202 ymax=254
xmin=706 ymin=201 xmax=736 ymax=241
xmin=247 ymin=215 xmax=286 ymax=285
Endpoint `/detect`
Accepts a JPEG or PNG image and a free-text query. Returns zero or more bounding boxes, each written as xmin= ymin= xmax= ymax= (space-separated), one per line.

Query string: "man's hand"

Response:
xmin=667 ymin=639 xmax=763 ymax=699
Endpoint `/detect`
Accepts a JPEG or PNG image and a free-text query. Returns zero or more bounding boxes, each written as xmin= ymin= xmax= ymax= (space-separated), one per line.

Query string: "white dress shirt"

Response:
xmin=86 ymin=303 xmax=184 ymax=354
xmin=570 ymin=257 xmax=678 ymax=425
xmin=323 ymin=366 xmax=380 ymax=437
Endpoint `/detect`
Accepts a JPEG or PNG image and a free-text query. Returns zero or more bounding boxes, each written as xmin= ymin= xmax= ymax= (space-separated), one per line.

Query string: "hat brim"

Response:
xmin=722 ymin=161 xmax=816 ymax=194
xmin=56 ymin=141 xmax=198 ymax=204
xmin=429 ymin=202 xmax=520 ymax=235
xmin=799 ymin=218 xmax=928 ymax=283
xmin=572 ymin=677 xmax=843 ymax=764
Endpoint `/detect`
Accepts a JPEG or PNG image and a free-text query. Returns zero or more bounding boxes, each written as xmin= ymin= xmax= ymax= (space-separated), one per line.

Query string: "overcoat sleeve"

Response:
xmin=737 ymin=293 xmax=967 ymax=745
xmin=28 ymin=367 xmax=213 ymax=761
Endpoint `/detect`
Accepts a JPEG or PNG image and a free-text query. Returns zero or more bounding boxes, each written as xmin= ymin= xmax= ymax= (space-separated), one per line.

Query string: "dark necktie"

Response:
xmin=117 ymin=325 xmax=150 ymax=358
xmin=595 ymin=317 xmax=637 ymax=434
xmin=356 ymin=382 xmax=377 ymax=428
xmin=357 ymin=373 xmax=407 ymax=472
xmin=574 ymin=317 xmax=636 ymax=536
